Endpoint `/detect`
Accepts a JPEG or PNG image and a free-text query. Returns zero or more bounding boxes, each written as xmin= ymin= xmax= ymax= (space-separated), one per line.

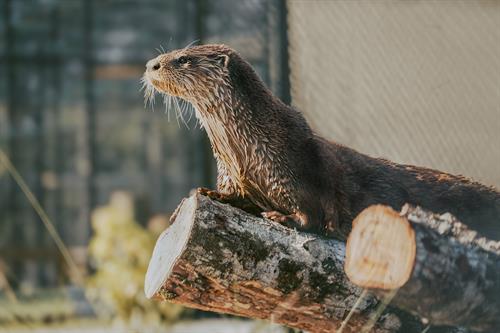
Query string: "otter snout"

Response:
xmin=146 ymin=58 xmax=161 ymax=72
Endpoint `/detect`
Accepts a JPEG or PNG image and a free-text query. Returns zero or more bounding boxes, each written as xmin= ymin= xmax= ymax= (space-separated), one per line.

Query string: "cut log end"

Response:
xmin=144 ymin=196 xmax=197 ymax=299
xmin=345 ymin=205 xmax=416 ymax=290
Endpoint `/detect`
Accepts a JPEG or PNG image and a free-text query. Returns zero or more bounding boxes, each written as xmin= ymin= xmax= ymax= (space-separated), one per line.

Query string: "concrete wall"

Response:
xmin=288 ymin=0 xmax=500 ymax=187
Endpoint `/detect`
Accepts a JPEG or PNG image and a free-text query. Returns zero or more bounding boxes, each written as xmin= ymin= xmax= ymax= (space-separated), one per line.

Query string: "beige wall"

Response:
xmin=288 ymin=0 xmax=500 ymax=187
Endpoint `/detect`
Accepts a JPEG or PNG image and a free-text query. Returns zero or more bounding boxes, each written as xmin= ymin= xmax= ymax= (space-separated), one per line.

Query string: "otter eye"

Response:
xmin=177 ymin=56 xmax=188 ymax=64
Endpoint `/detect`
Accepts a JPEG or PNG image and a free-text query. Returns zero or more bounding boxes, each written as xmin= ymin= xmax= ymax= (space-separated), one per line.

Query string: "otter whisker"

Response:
xmin=140 ymin=75 xmax=157 ymax=110
xmin=170 ymin=96 xmax=175 ymax=123
xmin=173 ymin=98 xmax=181 ymax=128
xmin=178 ymin=99 xmax=190 ymax=129
xmin=184 ymin=101 xmax=194 ymax=124
xmin=168 ymin=95 xmax=175 ymax=123
xmin=163 ymin=94 xmax=173 ymax=122
xmin=163 ymin=94 xmax=169 ymax=118
xmin=179 ymin=99 xmax=194 ymax=125
xmin=164 ymin=93 xmax=180 ymax=128
xmin=180 ymin=99 xmax=188 ymax=115
xmin=169 ymin=96 xmax=174 ymax=121
xmin=173 ymin=96 xmax=190 ymax=129
xmin=183 ymin=39 xmax=200 ymax=50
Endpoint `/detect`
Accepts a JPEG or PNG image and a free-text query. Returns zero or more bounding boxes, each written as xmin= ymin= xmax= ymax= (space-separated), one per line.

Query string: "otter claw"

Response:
xmin=262 ymin=211 xmax=308 ymax=230
xmin=261 ymin=211 xmax=294 ymax=225
xmin=197 ymin=187 xmax=224 ymax=201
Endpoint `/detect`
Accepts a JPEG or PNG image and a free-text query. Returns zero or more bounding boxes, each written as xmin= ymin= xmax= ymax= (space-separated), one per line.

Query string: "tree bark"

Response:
xmin=345 ymin=204 xmax=500 ymax=333
xmin=145 ymin=193 xmax=424 ymax=333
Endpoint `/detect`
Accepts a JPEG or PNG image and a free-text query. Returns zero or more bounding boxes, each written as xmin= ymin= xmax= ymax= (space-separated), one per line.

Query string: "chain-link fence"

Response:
xmin=288 ymin=0 xmax=500 ymax=188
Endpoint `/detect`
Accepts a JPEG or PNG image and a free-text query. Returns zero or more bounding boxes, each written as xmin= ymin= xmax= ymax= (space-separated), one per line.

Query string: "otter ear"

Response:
xmin=215 ymin=54 xmax=229 ymax=68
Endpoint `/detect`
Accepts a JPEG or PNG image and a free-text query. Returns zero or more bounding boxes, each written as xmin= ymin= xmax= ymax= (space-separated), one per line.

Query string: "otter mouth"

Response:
xmin=140 ymin=72 xmax=195 ymax=127
xmin=140 ymin=72 xmax=160 ymax=108
xmin=141 ymin=74 xmax=184 ymax=102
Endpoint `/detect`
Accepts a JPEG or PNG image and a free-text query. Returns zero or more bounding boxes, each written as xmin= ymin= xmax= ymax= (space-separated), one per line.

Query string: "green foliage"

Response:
xmin=0 ymin=291 xmax=75 ymax=327
xmin=87 ymin=192 xmax=184 ymax=325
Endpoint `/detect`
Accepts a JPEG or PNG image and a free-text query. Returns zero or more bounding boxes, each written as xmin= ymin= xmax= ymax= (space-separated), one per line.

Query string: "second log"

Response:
xmin=345 ymin=204 xmax=500 ymax=333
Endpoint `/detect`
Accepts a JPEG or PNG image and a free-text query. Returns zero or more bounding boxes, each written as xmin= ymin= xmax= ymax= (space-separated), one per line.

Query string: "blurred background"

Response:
xmin=0 ymin=0 xmax=498 ymax=332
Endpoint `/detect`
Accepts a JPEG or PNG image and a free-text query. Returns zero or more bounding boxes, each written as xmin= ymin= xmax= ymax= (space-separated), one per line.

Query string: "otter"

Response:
xmin=143 ymin=44 xmax=500 ymax=240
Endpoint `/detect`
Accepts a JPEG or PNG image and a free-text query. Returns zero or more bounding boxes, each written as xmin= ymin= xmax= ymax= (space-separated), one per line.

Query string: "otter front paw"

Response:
xmin=196 ymin=188 xmax=262 ymax=215
xmin=197 ymin=187 xmax=229 ymax=202
xmin=261 ymin=211 xmax=309 ymax=230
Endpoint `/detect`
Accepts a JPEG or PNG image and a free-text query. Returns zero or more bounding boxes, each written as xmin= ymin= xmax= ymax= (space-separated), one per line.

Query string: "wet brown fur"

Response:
xmin=144 ymin=44 xmax=500 ymax=240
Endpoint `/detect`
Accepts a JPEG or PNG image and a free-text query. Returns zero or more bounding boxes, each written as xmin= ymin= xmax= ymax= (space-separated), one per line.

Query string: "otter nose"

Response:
xmin=146 ymin=59 xmax=161 ymax=71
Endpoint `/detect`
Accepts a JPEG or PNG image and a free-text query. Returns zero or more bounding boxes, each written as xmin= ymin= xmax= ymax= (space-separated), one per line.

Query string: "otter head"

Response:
xmin=143 ymin=44 xmax=233 ymax=107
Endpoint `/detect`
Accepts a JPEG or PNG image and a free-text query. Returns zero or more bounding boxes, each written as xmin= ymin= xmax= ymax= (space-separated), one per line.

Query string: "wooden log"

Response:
xmin=345 ymin=204 xmax=500 ymax=333
xmin=145 ymin=193 xmax=426 ymax=333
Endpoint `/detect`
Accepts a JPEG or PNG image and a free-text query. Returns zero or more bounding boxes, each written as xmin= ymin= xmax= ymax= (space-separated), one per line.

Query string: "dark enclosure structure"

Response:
xmin=0 ymin=0 xmax=289 ymax=289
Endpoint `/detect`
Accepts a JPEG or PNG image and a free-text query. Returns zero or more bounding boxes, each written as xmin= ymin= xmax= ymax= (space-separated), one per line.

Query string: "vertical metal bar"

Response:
xmin=34 ymin=47 xmax=46 ymax=243
xmin=265 ymin=0 xmax=291 ymax=103
xmin=49 ymin=5 xmax=62 ymax=226
xmin=3 ymin=0 xmax=15 ymax=198
xmin=3 ymin=0 xmax=15 ymax=139
xmin=277 ymin=0 xmax=291 ymax=105
xmin=263 ymin=1 xmax=272 ymax=87
xmin=29 ymin=33 xmax=48 ymax=287
xmin=0 ymin=0 xmax=6 ymax=249
xmin=78 ymin=0 xmax=95 ymax=247
xmin=2 ymin=0 xmax=24 ymax=283
xmin=47 ymin=3 xmax=62 ymax=285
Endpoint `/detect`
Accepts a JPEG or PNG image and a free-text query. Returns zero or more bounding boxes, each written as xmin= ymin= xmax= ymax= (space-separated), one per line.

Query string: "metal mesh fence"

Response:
xmin=288 ymin=0 xmax=500 ymax=188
